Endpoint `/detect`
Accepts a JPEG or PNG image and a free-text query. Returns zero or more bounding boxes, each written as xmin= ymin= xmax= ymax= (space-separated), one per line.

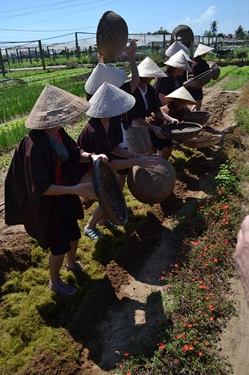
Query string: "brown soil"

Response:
xmin=0 ymin=80 xmax=248 ymax=375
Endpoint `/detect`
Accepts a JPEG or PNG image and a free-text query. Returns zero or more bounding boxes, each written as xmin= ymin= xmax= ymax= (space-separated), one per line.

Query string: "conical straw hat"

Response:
xmin=26 ymin=84 xmax=90 ymax=129
xmin=137 ymin=56 xmax=166 ymax=78
xmin=86 ymin=82 xmax=135 ymax=118
xmin=85 ymin=63 xmax=127 ymax=95
xmin=165 ymin=86 xmax=196 ymax=105
xmin=165 ymin=41 xmax=188 ymax=57
xmin=194 ymin=43 xmax=213 ymax=58
xmin=164 ymin=50 xmax=192 ymax=72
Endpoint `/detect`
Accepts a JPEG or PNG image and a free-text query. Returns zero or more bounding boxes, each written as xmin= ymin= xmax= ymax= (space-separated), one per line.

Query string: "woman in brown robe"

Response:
xmin=5 ymin=84 xmax=107 ymax=296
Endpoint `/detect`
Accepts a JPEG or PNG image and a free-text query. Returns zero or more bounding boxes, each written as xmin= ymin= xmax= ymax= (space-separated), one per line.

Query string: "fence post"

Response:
xmin=38 ymin=40 xmax=46 ymax=70
xmin=0 ymin=48 xmax=6 ymax=77
xmin=75 ymin=32 xmax=80 ymax=59
xmin=28 ymin=48 xmax=32 ymax=64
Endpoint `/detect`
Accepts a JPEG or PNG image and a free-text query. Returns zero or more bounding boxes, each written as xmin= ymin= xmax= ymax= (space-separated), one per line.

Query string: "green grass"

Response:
xmin=0 ymin=75 xmax=88 ymax=123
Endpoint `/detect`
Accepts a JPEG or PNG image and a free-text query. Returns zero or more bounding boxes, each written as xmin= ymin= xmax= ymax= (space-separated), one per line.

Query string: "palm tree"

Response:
xmin=210 ymin=21 xmax=218 ymax=36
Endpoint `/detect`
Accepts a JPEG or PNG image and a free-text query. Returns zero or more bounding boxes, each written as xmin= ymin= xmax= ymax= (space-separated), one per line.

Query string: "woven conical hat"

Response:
xmin=194 ymin=43 xmax=213 ymax=58
xmin=137 ymin=56 xmax=166 ymax=78
xmin=165 ymin=41 xmax=188 ymax=57
xmin=26 ymin=84 xmax=90 ymax=129
xmin=85 ymin=63 xmax=127 ymax=95
xmin=86 ymin=82 xmax=135 ymax=118
xmin=165 ymin=86 xmax=196 ymax=105
xmin=164 ymin=50 xmax=192 ymax=72
xmin=127 ymin=156 xmax=176 ymax=204
xmin=96 ymin=11 xmax=128 ymax=61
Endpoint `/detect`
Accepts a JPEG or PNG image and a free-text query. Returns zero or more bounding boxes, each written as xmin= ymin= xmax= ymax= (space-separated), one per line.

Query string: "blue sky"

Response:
xmin=1 ymin=0 xmax=249 ymax=44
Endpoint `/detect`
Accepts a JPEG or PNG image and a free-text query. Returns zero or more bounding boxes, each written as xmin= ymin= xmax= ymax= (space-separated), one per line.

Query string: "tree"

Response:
xmin=210 ymin=21 xmax=218 ymax=36
xmin=152 ymin=27 xmax=170 ymax=35
xmin=204 ymin=30 xmax=212 ymax=37
xmin=235 ymin=25 xmax=245 ymax=39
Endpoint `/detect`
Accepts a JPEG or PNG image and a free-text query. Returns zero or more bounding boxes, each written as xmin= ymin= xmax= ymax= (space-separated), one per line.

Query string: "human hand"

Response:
xmin=74 ymin=182 xmax=97 ymax=200
xmin=169 ymin=118 xmax=179 ymax=124
xmin=92 ymin=153 xmax=108 ymax=163
xmin=99 ymin=54 xmax=105 ymax=63
xmin=135 ymin=155 xmax=159 ymax=169
xmin=126 ymin=39 xmax=137 ymax=59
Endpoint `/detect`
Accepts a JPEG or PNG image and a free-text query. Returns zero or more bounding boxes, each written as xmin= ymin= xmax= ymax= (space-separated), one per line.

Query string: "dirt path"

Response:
xmin=0 ymin=79 xmax=249 ymax=374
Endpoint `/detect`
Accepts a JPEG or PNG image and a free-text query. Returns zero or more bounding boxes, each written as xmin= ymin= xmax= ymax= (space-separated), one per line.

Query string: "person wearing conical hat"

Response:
xmin=77 ymin=82 xmax=158 ymax=240
xmin=85 ymin=39 xmax=139 ymax=100
xmin=161 ymin=86 xmax=196 ymax=122
xmin=187 ymin=43 xmax=214 ymax=111
xmin=125 ymin=56 xmax=183 ymax=159
xmin=165 ymin=41 xmax=189 ymax=58
xmin=4 ymin=84 xmax=108 ymax=296
xmin=85 ymin=39 xmax=139 ymax=195
xmin=154 ymin=50 xmax=192 ymax=106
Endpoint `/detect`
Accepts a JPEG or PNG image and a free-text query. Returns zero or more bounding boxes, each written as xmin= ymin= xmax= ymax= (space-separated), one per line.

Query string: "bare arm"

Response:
xmin=43 ymin=182 xmax=97 ymax=200
xmin=126 ymin=39 xmax=139 ymax=93
xmin=110 ymin=155 xmax=159 ymax=171
xmin=79 ymin=150 xmax=108 ymax=163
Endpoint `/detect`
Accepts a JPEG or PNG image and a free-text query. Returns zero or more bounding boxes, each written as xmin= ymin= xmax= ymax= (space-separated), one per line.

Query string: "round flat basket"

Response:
xmin=183 ymin=133 xmax=222 ymax=148
xmin=170 ymin=25 xmax=194 ymax=48
xmin=211 ymin=63 xmax=221 ymax=80
xmin=127 ymin=157 xmax=176 ymax=204
xmin=92 ymin=159 xmax=128 ymax=225
xmin=183 ymin=70 xmax=213 ymax=89
xmin=96 ymin=11 xmax=128 ymax=62
xmin=161 ymin=122 xmax=202 ymax=140
xmin=183 ymin=111 xmax=211 ymax=125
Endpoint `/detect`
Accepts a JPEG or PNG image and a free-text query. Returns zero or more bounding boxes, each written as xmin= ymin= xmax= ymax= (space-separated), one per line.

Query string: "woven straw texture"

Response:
xmin=183 ymin=111 xmax=211 ymax=125
xmin=183 ymin=70 xmax=213 ymax=89
xmin=96 ymin=11 xmax=128 ymax=62
xmin=26 ymin=84 xmax=89 ymax=129
xmin=92 ymin=159 xmax=128 ymax=225
xmin=170 ymin=25 xmax=194 ymax=48
xmin=183 ymin=133 xmax=222 ymax=148
xmin=127 ymin=157 xmax=176 ymax=204
xmin=161 ymin=122 xmax=202 ymax=140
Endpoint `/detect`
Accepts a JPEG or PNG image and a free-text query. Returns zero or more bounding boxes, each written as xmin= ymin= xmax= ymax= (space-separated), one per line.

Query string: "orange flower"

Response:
xmin=210 ymin=316 xmax=214 ymax=321
xmin=213 ymin=257 xmax=218 ymax=262
xmin=176 ymin=334 xmax=181 ymax=339
xmin=124 ymin=352 xmax=129 ymax=357
xmin=158 ymin=344 xmax=166 ymax=350
xmin=209 ymin=305 xmax=215 ymax=311
xmin=173 ymin=359 xmax=179 ymax=363
xmin=198 ymin=351 xmax=203 ymax=356
xmin=182 ymin=344 xmax=194 ymax=352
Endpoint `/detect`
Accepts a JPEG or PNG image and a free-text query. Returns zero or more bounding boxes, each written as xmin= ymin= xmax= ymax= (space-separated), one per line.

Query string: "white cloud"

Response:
xmin=167 ymin=6 xmax=218 ymax=35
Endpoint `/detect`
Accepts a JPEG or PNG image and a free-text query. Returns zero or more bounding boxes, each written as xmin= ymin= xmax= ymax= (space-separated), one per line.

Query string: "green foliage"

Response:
xmin=214 ymin=163 xmax=237 ymax=190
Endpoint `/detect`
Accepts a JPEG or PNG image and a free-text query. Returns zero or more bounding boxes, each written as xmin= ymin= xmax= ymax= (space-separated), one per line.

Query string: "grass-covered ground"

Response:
xmin=0 ymin=67 xmax=249 ymax=374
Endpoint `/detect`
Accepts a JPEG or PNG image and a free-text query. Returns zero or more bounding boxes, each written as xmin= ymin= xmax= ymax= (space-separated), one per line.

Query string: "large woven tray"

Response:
xmin=96 ymin=11 xmax=128 ymax=62
xmin=92 ymin=159 xmax=128 ymax=225
xmin=183 ymin=70 xmax=213 ymax=89
xmin=183 ymin=111 xmax=211 ymax=125
xmin=183 ymin=133 xmax=222 ymax=148
xmin=127 ymin=156 xmax=176 ymax=204
xmin=161 ymin=122 xmax=202 ymax=140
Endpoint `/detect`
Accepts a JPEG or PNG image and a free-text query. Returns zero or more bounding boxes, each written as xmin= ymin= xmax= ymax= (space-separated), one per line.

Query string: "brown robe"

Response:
xmin=5 ymin=128 xmax=83 ymax=249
